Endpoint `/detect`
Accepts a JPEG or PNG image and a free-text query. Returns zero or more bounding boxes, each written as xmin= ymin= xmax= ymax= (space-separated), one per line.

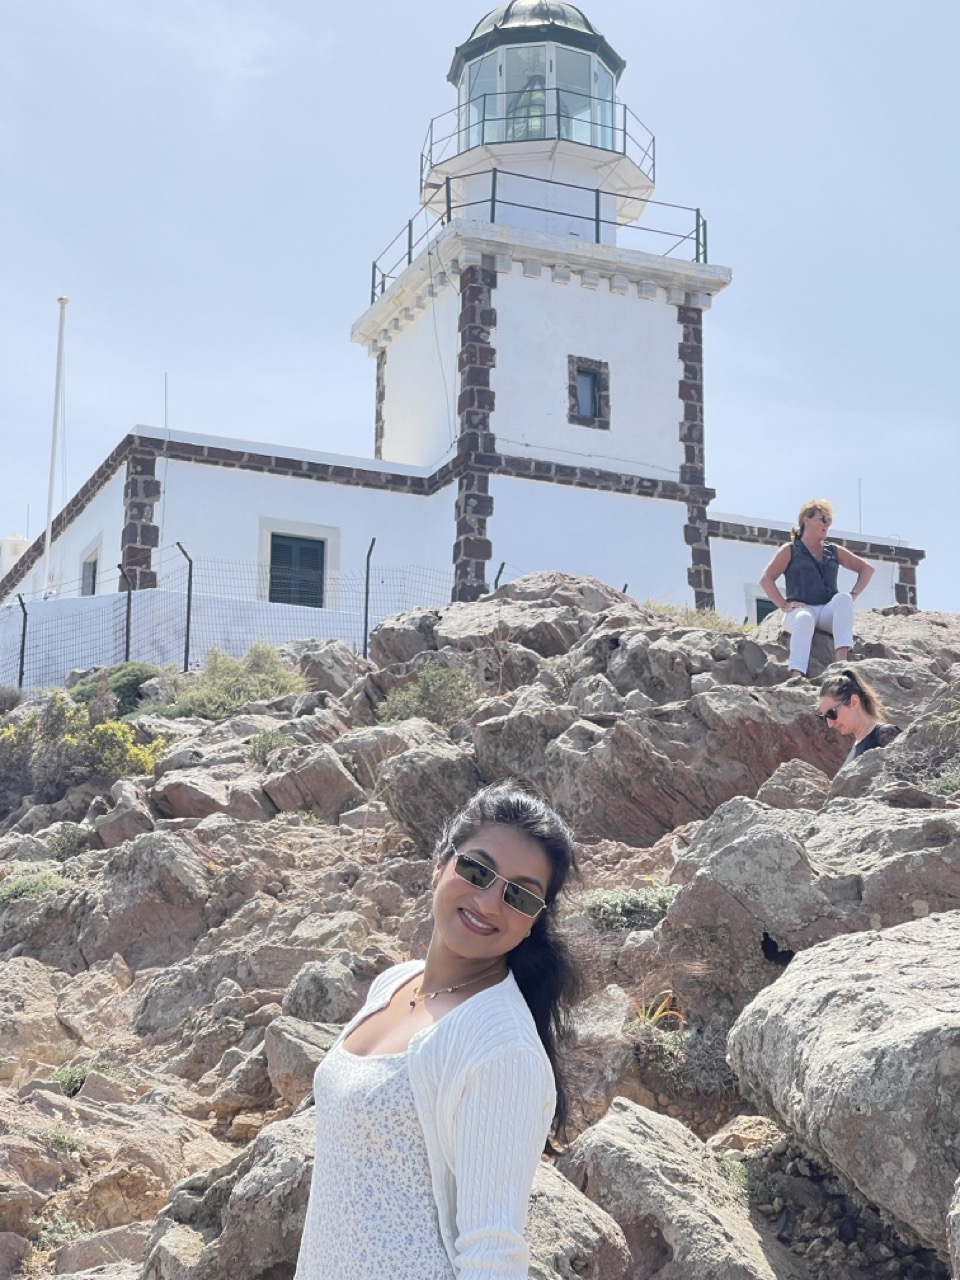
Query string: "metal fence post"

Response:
xmin=445 ymin=175 xmax=452 ymax=223
xmin=407 ymin=219 xmax=414 ymax=266
xmin=117 ymin=565 xmax=133 ymax=662
xmin=489 ymin=168 xmax=498 ymax=223
xmin=16 ymin=595 xmax=27 ymax=689
xmin=594 ymin=189 xmax=602 ymax=243
xmin=362 ymin=537 xmax=377 ymax=659
xmin=370 ymin=261 xmax=377 ymax=306
xmin=494 ymin=562 xmax=506 ymax=589
xmin=176 ymin=542 xmax=194 ymax=672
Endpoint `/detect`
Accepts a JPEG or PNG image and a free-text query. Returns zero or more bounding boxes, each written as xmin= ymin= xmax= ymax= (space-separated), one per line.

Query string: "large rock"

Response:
xmin=434 ymin=598 xmax=595 ymax=659
xmin=55 ymin=1222 xmax=150 ymax=1273
xmin=331 ymin=717 xmax=448 ymax=790
xmin=754 ymin=758 xmax=831 ymax=810
xmin=620 ymin=795 xmax=960 ymax=1025
xmin=368 ymin=608 xmax=442 ymax=667
xmin=264 ymin=1016 xmax=340 ymax=1108
xmin=379 ymin=740 xmax=481 ymax=849
xmin=542 ymin=686 xmax=845 ymax=845
xmin=278 ymin=637 xmax=373 ymax=696
xmin=262 ymin=744 xmax=364 ymax=819
xmin=94 ymin=778 xmax=156 ymax=848
xmin=281 ymin=956 xmax=361 ymax=1024
xmin=151 ymin=770 xmax=274 ymax=822
xmin=727 ymin=912 xmax=960 ymax=1261
xmin=472 ymin=685 xmax=579 ymax=787
xmin=755 ymin=607 xmax=960 ymax=678
xmin=562 ymin=986 xmax=656 ymax=1136
xmin=526 ymin=1161 xmax=631 ymax=1280
xmin=557 ymin=1097 xmax=806 ymax=1279
xmin=0 ymin=958 xmax=76 ymax=1080
xmin=142 ymin=1110 xmax=315 ymax=1280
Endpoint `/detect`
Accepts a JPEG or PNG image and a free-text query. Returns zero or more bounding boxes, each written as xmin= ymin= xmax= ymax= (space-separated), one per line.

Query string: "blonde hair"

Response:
xmin=792 ymin=498 xmax=835 ymax=539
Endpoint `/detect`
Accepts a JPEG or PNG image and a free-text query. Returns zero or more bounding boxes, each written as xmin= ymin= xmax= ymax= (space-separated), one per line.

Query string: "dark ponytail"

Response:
xmin=820 ymin=665 xmax=884 ymax=719
xmin=436 ymin=784 xmax=582 ymax=1145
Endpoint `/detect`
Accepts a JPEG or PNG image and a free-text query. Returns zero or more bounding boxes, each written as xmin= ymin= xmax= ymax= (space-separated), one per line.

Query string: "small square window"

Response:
xmin=567 ymin=355 xmax=610 ymax=430
xmin=81 ymin=557 xmax=98 ymax=597
xmin=269 ymin=534 xmax=325 ymax=608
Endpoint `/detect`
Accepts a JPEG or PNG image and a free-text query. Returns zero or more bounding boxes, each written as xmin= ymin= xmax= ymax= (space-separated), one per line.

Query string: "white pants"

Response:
xmin=783 ymin=593 xmax=854 ymax=673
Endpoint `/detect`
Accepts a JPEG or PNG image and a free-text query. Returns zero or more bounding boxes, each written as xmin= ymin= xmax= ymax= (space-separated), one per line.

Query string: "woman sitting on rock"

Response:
xmin=818 ymin=667 xmax=901 ymax=764
xmin=293 ymin=783 xmax=580 ymax=1280
xmin=759 ymin=498 xmax=874 ymax=676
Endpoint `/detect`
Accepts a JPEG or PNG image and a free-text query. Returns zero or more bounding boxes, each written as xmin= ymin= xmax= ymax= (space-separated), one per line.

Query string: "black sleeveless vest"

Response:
xmin=784 ymin=539 xmax=839 ymax=606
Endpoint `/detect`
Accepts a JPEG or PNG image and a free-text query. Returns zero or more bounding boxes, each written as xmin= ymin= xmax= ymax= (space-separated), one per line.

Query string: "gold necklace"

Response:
xmin=408 ymin=963 xmax=506 ymax=1009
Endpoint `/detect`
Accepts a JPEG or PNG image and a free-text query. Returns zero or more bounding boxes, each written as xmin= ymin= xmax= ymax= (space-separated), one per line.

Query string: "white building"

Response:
xmin=0 ymin=1 xmax=923 ymax=678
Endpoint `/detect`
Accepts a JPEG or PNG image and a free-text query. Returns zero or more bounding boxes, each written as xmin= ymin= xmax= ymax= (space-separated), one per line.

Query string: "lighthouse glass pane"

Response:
xmin=557 ymin=47 xmax=591 ymax=144
xmin=465 ymin=53 xmax=498 ymax=149
xmin=505 ymin=46 xmax=547 ymax=141
xmin=595 ymin=62 xmax=615 ymax=150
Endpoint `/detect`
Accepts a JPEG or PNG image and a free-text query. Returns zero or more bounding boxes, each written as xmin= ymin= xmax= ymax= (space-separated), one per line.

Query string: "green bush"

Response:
xmin=70 ymin=661 xmax=161 ymax=717
xmin=579 ymin=883 xmax=680 ymax=932
xmin=51 ymin=1062 xmax=90 ymax=1097
xmin=34 ymin=1209 xmax=82 ymax=1249
xmin=250 ymin=727 xmax=290 ymax=765
xmin=0 ymin=691 xmax=166 ymax=811
xmin=377 ymin=661 xmax=479 ymax=728
xmin=0 ymin=685 xmax=23 ymax=715
xmin=44 ymin=824 xmax=91 ymax=863
xmin=28 ymin=692 xmax=165 ymax=803
xmin=143 ymin=643 xmax=305 ymax=720
xmin=0 ymin=870 xmax=72 ymax=904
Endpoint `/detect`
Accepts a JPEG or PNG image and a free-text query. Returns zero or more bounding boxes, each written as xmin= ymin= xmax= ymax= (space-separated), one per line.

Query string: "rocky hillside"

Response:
xmin=0 ymin=572 xmax=958 ymax=1280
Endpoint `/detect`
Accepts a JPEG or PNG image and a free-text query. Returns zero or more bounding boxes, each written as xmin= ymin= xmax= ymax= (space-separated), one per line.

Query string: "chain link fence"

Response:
xmin=0 ymin=551 xmax=456 ymax=693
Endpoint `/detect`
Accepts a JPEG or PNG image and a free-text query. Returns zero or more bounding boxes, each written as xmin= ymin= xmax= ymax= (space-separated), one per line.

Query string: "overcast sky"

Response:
xmin=2 ymin=0 xmax=957 ymax=609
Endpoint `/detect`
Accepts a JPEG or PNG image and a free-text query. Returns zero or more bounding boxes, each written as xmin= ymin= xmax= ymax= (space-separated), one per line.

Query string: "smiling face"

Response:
xmin=431 ymin=823 xmax=553 ymax=964
xmin=818 ymin=693 xmax=858 ymax=736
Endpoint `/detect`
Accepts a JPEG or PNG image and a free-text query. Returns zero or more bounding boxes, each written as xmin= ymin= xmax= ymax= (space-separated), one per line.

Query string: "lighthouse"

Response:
xmin=352 ymin=0 xmax=732 ymax=602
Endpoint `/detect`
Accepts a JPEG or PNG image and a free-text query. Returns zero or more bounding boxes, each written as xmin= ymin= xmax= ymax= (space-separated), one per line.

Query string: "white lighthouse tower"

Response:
xmin=352 ymin=0 xmax=732 ymax=602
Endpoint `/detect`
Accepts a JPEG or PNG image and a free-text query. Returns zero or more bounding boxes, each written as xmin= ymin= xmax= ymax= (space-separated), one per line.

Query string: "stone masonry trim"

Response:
xmin=675 ymin=304 xmax=715 ymax=608
xmin=453 ymin=257 xmax=498 ymax=602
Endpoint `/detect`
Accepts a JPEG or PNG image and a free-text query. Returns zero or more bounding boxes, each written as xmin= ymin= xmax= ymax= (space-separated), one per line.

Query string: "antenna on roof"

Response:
xmin=41 ymin=296 xmax=69 ymax=596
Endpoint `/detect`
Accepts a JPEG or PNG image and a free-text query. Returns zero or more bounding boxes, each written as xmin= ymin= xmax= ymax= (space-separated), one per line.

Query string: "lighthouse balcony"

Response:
xmin=370 ymin=167 xmax=707 ymax=304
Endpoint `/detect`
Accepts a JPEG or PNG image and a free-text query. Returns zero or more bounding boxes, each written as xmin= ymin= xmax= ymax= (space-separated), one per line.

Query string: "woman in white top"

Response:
xmin=294 ymin=784 xmax=580 ymax=1280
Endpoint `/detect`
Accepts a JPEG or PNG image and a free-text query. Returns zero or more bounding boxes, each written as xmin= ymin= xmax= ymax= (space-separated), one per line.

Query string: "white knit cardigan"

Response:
xmin=330 ymin=959 xmax=555 ymax=1279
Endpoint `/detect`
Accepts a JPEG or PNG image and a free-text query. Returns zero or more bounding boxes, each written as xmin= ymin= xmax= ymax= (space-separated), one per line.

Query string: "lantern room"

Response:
xmin=421 ymin=1 xmax=657 ymax=241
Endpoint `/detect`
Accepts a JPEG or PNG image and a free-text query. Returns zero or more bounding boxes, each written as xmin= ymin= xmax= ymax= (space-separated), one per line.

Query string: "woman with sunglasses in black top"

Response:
xmin=294 ymin=784 xmax=580 ymax=1280
xmin=818 ymin=667 xmax=901 ymax=765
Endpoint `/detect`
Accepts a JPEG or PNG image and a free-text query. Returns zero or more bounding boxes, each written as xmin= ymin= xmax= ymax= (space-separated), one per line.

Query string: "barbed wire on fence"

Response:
xmin=0 ymin=550 xmax=459 ymax=694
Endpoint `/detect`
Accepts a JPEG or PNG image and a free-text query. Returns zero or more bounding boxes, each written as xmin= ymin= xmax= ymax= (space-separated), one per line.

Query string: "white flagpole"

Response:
xmin=41 ymin=296 xmax=69 ymax=595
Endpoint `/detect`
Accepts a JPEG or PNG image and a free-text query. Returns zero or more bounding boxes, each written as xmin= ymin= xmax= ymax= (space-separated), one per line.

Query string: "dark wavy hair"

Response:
xmin=820 ymin=665 xmax=884 ymax=719
xmin=435 ymin=783 xmax=581 ymax=1145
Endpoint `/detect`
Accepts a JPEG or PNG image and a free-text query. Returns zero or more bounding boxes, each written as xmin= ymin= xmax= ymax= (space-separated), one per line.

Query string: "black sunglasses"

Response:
xmin=452 ymin=852 xmax=546 ymax=919
xmin=818 ymin=694 xmax=853 ymax=721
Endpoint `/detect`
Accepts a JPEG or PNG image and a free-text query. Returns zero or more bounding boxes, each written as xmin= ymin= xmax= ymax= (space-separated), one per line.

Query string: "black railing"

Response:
xmin=369 ymin=167 xmax=708 ymax=304
xmin=420 ymin=91 xmax=656 ymax=187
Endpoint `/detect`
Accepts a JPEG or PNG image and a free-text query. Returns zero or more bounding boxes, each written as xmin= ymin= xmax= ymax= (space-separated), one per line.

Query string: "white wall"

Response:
xmin=490 ymin=477 xmax=691 ymax=603
xmin=6 ymin=470 xmax=126 ymax=602
xmin=710 ymin=535 xmax=899 ymax=624
xmin=492 ymin=267 xmax=683 ymax=479
xmin=379 ymin=286 xmax=460 ymax=468
xmin=159 ymin=459 xmax=457 ymax=581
